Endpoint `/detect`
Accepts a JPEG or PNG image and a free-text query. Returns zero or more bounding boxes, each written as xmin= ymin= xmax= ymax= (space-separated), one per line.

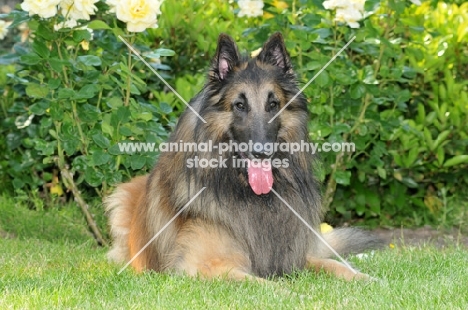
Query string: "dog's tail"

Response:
xmin=315 ymin=228 xmax=384 ymax=258
xmin=105 ymin=175 xmax=148 ymax=263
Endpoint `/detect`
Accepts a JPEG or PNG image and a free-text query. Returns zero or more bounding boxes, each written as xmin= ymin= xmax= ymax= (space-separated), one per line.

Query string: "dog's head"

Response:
xmin=198 ymin=33 xmax=309 ymax=195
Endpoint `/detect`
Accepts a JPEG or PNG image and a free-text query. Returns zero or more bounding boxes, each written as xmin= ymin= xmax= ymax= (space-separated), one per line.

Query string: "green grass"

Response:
xmin=1 ymin=195 xmax=468 ymax=309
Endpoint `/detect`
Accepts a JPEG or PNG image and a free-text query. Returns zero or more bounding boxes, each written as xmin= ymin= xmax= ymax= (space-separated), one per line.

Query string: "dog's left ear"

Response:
xmin=257 ymin=32 xmax=292 ymax=73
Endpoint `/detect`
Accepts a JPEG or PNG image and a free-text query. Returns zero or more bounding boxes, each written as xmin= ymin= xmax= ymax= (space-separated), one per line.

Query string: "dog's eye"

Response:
xmin=235 ymin=101 xmax=246 ymax=111
xmin=269 ymin=101 xmax=279 ymax=109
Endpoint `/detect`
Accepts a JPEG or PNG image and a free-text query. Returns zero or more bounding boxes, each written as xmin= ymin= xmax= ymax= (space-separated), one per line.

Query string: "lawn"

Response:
xmin=1 ymin=196 xmax=467 ymax=309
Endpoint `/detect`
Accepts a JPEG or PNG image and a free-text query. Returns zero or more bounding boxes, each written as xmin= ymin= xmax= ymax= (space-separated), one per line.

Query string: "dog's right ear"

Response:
xmin=210 ymin=34 xmax=240 ymax=81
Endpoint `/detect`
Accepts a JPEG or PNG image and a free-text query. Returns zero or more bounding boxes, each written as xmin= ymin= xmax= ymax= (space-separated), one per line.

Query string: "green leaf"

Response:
xmin=92 ymin=133 xmax=111 ymax=148
xmin=425 ymin=111 xmax=437 ymax=124
xmin=32 ymin=40 xmax=50 ymax=59
xmin=355 ymin=192 xmax=366 ymax=216
xmin=77 ymin=55 xmax=102 ymax=66
xmin=138 ymin=112 xmax=153 ymax=121
xmin=72 ymin=155 xmax=88 ymax=171
xmin=144 ymin=48 xmax=176 ymax=58
xmin=390 ymin=151 xmax=403 ymax=167
xmin=87 ymin=20 xmax=111 ymax=30
xmin=362 ymin=65 xmax=378 ymax=84
xmin=119 ymin=126 xmax=133 ymax=136
xmin=367 ymin=191 xmax=381 ymax=214
xmin=49 ymin=78 xmax=61 ymax=90
xmin=49 ymin=59 xmax=69 ymax=73
xmin=75 ymin=84 xmax=99 ymax=99
xmin=130 ymin=155 xmax=147 ymax=170
xmin=36 ymin=24 xmax=57 ymax=40
xmin=73 ymin=30 xmax=92 ymax=43
xmin=85 ymin=167 xmax=104 ymax=187
xmin=49 ymin=102 xmax=65 ymax=120
xmin=403 ymin=147 xmax=419 ymax=168
xmin=35 ymin=139 xmax=56 ymax=156
xmin=365 ymin=0 xmax=381 ymax=11
xmin=29 ymin=101 xmax=50 ymax=115
xmin=323 ymin=105 xmax=335 ymax=116
xmin=7 ymin=10 xmax=30 ymax=29
xmin=63 ymin=138 xmax=80 ymax=155
xmin=315 ymin=70 xmax=329 ymax=87
xmin=357 ymin=124 xmax=368 ymax=136
xmin=159 ymin=102 xmax=173 ymax=114
xmin=436 ymin=147 xmax=445 ymax=167
xmin=302 ymin=14 xmax=322 ymax=27
xmin=57 ymin=88 xmax=76 ymax=99
xmin=423 ymin=127 xmax=433 ymax=150
xmin=305 ymin=61 xmax=322 ymax=71
xmin=102 ymin=122 xmax=114 ymax=136
xmin=334 ymin=72 xmax=355 ymax=85
xmin=108 ymin=144 xmax=123 ymax=155
xmin=399 ymin=177 xmax=418 ymax=188
xmin=377 ymin=167 xmax=386 ymax=179
xmin=106 ymin=170 xmax=123 ymax=185
xmin=92 ymin=150 xmax=111 ymax=166
xmin=12 ymin=178 xmax=25 ymax=189
xmin=417 ymin=102 xmax=426 ymax=123
xmin=78 ymin=104 xmax=101 ymax=122
xmin=432 ymin=130 xmax=450 ymax=151
xmin=334 ymin=170 xmax=351 ymax=185
xmin=350 ymin=84 xmax=366 ymax=99
xmin=356 ymin=170 xmax=364 ymax=182
xmin=443 ymin=155 xmax=468 ymax=168
xmin=107 ymin=97 xmax=123 ymax=108
xmin=20 ymin=54 xmax=42 ymax=65
xmin=130 ymin=84 xmax=141 ymax=95
xmin=112 ymin=106 xmax=130 ymax=125
xmin=26 ymin=84 xmax=49 ymax=98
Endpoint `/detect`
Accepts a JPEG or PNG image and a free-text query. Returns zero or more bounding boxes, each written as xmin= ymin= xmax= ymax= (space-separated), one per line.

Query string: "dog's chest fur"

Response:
xmin=205 ymin=191 xmax=313 ymax=278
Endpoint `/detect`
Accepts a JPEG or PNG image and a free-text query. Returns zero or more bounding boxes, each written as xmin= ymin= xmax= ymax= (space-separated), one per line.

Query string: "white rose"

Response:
xmin=21 ymin=0 xmax=61 ymax=19
xmin=409 ymin=0 xmax=421 ymax=5
xmin=238 ymin=0 xmax=264 ymax=18
xmin=349 ymin=0 xmax=366 ymax=12
xmin=323 ymin=0 xmax=341 ymax=10
xmin=60 ymin=0 xmax=99 ymax=21
xmin=54 ymin=18 xmax=78 ymax=31
xmin=323 ymin=0 xmax=366 ymax=28
xmin=335 ymin=7 xmax=363 ymax=28
xmin=0 ymin=20 xmax=11 ymax=40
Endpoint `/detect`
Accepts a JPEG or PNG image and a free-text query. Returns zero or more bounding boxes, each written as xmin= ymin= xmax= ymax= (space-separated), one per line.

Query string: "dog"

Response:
xmin=106 ymin=32 xmax=381 ymax=281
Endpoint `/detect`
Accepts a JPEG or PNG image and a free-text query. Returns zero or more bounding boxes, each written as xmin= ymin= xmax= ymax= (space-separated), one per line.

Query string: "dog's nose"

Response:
xmin=252 ymin=151 xmax=270 ymax=159
xmin=251 ymin=142 xmax=271 ymax=159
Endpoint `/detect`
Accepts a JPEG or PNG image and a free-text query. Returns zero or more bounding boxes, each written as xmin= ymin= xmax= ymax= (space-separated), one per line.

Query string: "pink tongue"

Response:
xmin=247 ymin=160 xmax=273 ymax=195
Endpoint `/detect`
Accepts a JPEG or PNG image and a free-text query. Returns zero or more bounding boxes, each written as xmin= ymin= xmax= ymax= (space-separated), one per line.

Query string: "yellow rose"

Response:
xmin=108 ymin=0 xmax=163 ymax=32
xmin=320 ymin=223 xmax=334 ymax=233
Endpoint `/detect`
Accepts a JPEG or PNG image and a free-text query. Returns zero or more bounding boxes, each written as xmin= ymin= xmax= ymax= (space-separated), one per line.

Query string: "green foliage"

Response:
xmin=0 ymin=0 xmax=467 ymax=227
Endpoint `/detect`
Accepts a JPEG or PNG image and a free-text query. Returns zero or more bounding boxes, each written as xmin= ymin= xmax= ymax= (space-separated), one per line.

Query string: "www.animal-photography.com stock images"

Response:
xmin=1 ymin=0 xmax=467 ymax=309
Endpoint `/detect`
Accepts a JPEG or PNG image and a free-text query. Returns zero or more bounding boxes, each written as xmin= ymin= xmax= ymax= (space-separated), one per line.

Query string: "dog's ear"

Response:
xmin=257 ymin=32 xmax=292 ymax=73
xmin=211 ymin=34 xmax=240 ymax=81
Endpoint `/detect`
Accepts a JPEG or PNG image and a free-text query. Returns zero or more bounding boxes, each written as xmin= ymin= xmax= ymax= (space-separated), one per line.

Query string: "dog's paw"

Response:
xmin=351 ymin=272 xmax=381 ymax=283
